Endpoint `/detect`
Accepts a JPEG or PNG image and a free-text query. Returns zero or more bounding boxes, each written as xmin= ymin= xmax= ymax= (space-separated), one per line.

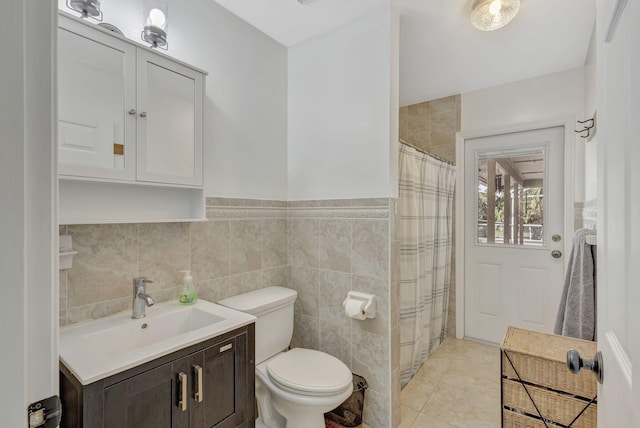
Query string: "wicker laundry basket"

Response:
xmin=501 ymin=326 xmax=598 ymax=427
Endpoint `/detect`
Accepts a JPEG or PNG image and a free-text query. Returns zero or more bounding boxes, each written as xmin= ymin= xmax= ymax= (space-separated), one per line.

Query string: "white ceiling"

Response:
xmin=213 ymin=0 xmax=596 ymax=106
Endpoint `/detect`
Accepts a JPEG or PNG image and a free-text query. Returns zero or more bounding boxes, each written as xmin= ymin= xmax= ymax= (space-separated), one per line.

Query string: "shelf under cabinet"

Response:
xmin=59 ymin=179 xmax=205 ymax=225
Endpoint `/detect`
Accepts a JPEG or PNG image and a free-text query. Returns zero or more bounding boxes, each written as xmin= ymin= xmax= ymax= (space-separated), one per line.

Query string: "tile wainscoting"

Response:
xmin=286 ymin=198 xmax=398 ymax=428
xmin=60 ymin=197 xmax=400 ymax=428
xmin=59 ymin=199 xmax=289 ymax=326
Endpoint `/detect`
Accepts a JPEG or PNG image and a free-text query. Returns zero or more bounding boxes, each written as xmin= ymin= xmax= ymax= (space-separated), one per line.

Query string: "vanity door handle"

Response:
xmin=128 ymin=109 xmax=137 ymax=116
xmin=178 ymin=372 xmax=188 ymax=412
xmin=139 ymin=111 xmax=148 ymax=118
xmin=194 ymin=365 xmax=203 ymax=403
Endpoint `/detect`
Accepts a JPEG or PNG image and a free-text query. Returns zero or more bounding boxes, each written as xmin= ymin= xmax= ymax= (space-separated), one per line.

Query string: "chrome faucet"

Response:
xmin=132 ymin=277 xmax=155 ymax=319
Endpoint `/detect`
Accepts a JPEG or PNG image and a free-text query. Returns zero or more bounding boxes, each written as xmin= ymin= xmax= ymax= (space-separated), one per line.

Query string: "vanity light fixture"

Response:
xmin=141 ymin=0 xmax=168 ymax=49
xmin=470 ymin=0 xmax=520 ymax=31
xmin=67 ymin=0 xmax=102 ymax=20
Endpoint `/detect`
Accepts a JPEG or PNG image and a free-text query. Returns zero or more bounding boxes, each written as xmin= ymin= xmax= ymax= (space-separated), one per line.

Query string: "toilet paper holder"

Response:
xmin=343 ymin=291 xmax=376 ymax=320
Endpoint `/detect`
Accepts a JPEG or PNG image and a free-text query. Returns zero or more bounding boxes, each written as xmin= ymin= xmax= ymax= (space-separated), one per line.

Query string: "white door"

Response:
xmin=595 ymin=0 xmax=640 ymax=424
xmin=464 ymin=127 xmax=566 ymax=344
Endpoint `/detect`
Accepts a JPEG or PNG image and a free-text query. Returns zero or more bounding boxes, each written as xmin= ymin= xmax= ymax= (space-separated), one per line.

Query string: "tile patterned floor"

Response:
xmin=399 ymin=338 xmax=501 ymax=427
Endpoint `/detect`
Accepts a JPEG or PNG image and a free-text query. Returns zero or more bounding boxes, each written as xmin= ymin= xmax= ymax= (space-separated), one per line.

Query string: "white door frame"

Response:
xmin=455 ymin=118 xmax=576 ymax=339
xmin=0 ymin=2 xmax=57 ymax=426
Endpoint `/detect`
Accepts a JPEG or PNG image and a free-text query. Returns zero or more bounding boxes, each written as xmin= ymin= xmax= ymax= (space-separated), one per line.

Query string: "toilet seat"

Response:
xmin=266 ymin=348 xmax=352 ymax=397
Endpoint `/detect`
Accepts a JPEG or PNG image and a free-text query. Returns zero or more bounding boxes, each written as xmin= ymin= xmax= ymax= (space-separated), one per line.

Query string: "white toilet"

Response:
xmin=218 ymin=286 xmax=353 ymax=428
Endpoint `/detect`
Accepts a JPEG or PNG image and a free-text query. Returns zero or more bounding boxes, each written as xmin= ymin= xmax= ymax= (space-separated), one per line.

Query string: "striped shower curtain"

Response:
xmin=398 ymin=143 xmax=456 ymax=388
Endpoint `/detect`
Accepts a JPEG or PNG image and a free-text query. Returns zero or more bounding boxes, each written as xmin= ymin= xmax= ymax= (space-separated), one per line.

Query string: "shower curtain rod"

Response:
xmin=399 ymin=139 xmax=455 ymax=165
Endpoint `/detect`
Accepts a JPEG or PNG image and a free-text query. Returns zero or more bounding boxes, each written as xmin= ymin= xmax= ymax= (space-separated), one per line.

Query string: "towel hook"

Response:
xmin=575 ymin=117 xmax=596 ymax=139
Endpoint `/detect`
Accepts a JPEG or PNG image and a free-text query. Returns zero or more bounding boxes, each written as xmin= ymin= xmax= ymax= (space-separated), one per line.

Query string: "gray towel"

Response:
xmin=554 ymin=229 xmax=597 ymax=341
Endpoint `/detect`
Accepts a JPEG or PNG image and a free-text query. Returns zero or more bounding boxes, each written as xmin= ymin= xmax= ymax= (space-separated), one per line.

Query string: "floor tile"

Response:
xmin=399 ymin=338 xmax=500 ymax=428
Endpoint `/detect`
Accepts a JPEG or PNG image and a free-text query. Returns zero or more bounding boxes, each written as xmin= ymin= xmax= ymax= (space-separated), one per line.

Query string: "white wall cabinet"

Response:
xmin=58 ymin=13 xmax=206 ymax=224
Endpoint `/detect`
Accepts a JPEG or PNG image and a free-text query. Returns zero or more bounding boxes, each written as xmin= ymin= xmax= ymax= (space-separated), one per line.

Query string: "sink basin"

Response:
xmin=60 ymin=299 xmax=255 ymax=385
xmin=85 ymin=307 xmax=225 ymax=356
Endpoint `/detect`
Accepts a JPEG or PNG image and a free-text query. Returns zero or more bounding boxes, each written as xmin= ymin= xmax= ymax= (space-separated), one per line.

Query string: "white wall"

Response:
xmin=462 ymin=67 xmax=586 ymax=202
xmin=58 ymin=0 xmax=289 ymax=200
xmin=0 ymin=1 xmax=57 ymax=425
xmin=389 ymin=9 xmax=400 ymax=199
xmin=288 ymin=6 xmax=399 ymax=200
xmin=583 ymin=28 xmax=598 ymax=202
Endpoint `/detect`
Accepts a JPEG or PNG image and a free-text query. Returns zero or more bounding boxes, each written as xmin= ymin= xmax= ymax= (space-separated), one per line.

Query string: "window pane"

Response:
xmin=477 ymin=149 xmax=545 ymax=246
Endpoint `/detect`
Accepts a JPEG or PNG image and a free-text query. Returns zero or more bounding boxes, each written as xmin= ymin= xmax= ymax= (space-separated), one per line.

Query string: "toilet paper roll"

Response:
xmin=344 ymin=299 xmax=366 ymax=320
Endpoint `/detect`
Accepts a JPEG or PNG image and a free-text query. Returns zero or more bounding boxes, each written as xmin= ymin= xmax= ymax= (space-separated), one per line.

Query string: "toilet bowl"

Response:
xmin=218 ymin=286 xmax=353 ymax=428
xmin=256 ymin=348 xmax=353 ymax=428
xmin=256 ymin=349 xmax=353 ymax=428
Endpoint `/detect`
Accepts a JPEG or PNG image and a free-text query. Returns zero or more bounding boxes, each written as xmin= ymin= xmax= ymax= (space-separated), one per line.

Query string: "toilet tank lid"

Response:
xmin=218 ymin=286 xmax=297 ymax=316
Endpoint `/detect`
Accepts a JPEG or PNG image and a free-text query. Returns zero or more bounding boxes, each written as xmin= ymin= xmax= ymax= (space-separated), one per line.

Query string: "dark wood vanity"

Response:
xmin=60 ymin=324 xmax=255 ymax=428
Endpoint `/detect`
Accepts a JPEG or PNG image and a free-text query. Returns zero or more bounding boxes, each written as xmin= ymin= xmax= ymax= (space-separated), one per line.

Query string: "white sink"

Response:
xmin=60 ymin=299 xmax=255 ymax=385
xmin=84 ymin=307 xmax=225 ymax=356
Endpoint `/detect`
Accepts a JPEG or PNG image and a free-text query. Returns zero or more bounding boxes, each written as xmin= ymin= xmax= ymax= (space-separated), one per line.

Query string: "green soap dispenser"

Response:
xmin=179 ymin=270 xmax=197 ymax=305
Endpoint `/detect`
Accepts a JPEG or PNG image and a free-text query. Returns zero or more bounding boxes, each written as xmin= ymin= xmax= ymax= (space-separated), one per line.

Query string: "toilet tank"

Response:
xmin=218 ymin=286 xmax=297 ymax=364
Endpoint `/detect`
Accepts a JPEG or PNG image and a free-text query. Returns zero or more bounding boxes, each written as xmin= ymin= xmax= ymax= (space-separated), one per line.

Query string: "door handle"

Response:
xmin=567 ymin=349 xmax=604 ymax=384
xmin=194 ymin=365 xmax=203 ymax=403
xmin=139 ymin=111 xmax=148 ymax=118
xmin=178 ymin=372 xmax=188 ymax=411
xmin=551 ymin=250 xmax=562 ymax=259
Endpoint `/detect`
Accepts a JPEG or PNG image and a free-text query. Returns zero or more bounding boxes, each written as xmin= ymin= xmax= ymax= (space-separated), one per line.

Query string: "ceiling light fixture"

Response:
xmin=470 ymin=0 xmax=520 ymax=31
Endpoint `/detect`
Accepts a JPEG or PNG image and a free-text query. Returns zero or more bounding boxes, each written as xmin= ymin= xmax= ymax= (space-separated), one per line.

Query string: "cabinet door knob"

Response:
xmin=194 ymin=365 xmax=204 ymax=403
xmin=139 ymin=111 xmax=148 ymax=118
xmin=128 ymin=109 xmax=137 ymax=115
xmin=178 ymin=372 xmax=188 ymax=412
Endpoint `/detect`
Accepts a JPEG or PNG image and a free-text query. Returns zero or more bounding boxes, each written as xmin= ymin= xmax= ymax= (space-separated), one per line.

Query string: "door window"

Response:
xmin=476 ymin=148 xmax=546 ymax=246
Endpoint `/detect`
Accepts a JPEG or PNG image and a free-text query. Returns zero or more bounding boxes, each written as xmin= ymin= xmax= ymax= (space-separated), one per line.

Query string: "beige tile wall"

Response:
xmin=59 ymin=199 xmax=289 ymax=326
xmin=399 ymin=95 xmax=460 ymax=337
xmin=287 ymin=199 xmax=394 ymax=428
xmin=399 ymin=95 xmax=460 ymax=164
xmin=389 ymin=198 xmax=401 ymax=428
xmin=59 ymin=197 xmax=397 ymax=427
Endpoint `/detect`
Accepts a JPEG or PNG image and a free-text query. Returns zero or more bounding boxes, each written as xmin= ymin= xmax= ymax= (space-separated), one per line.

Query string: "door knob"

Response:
xmin=139 ymin=111 xmax=148 ymax=118
xmin=567 ymin=349 xmax=604 ymax=384
xmin=551 ymin=250 xmax=562 ymax=258
xmin=128 ymin=109 xmax=137 ymax=115
xmin=552 ymin=234 xmax=562 ymax=242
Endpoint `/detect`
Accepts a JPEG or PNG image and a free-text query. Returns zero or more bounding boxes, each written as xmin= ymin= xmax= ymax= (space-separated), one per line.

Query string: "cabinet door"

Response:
xmin=103 ymin=358 xmax=190 ymax=428
xmin=190 ymin=336 xmax=245 ymax=428
xmin=58 ymin=17 xmax=136 ymax=180
xmin=136 ymin=50 xmax=203 ymax=187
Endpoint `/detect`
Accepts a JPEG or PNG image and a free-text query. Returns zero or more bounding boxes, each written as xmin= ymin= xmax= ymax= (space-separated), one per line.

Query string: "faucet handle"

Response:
xmin=133 ymin=277 xmax=154 ymax=288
